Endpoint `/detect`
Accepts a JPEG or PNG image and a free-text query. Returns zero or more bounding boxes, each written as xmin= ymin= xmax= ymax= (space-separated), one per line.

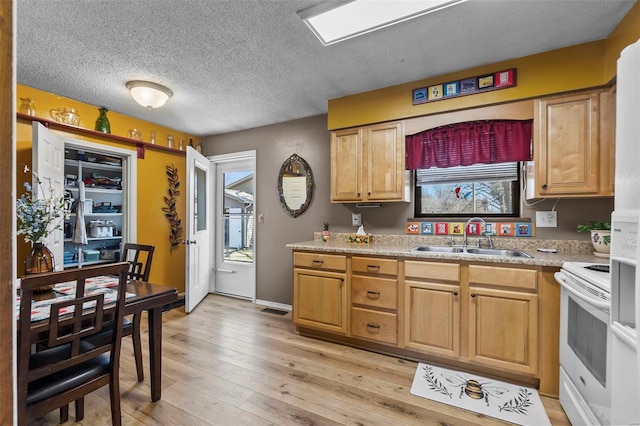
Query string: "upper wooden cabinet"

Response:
xmin=532 ymin=87 xmax=615 ymax=198
xmin=330 ymin=121 xmax=406 ymax=203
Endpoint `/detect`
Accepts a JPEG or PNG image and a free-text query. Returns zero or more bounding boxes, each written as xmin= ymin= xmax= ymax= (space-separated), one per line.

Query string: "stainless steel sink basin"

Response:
xmin=411 ymin=246 xmax=531 ymax=258
xmin=464 ymin=248 xmax=532 ymax=258
xmin=411 ymin=246 xmax=464 ymax=253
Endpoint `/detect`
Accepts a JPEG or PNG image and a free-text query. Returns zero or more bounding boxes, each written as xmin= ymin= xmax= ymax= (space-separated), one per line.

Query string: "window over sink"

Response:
xmin=414 ymin=162 xmax=520 ymax=217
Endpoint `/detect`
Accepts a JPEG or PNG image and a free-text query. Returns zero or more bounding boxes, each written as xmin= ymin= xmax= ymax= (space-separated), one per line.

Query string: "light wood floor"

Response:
xmin=31 ymin=294 xmax=570 ymax=425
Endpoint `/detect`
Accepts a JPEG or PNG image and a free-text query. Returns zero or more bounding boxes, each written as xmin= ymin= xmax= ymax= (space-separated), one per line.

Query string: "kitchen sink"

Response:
xmin=411 ymin=246 xmax=532 ymax=258
xmin=464 ymin=248 xmax=532 ymax=258
xmin=411 ymin=246 xmax=464 ymax=253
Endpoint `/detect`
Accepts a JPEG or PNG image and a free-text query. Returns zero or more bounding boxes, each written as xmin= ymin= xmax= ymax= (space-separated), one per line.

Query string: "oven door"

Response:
xmin=555 ymin=271 xmax=611 ymax=425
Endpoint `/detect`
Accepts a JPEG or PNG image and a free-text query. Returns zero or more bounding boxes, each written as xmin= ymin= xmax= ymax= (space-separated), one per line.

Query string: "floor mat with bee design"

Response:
xmin=410 ymin=363 xmax=550 ymax=425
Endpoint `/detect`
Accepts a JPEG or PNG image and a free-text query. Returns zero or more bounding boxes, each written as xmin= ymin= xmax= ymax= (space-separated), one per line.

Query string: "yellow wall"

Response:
xmin=328 ymin=4 xmax=640 ymax=130
xmin=16 ymin=85 xmax=193 ymax=292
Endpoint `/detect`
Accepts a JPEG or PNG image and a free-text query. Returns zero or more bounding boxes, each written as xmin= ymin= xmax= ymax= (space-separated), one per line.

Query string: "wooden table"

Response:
xmin=122 ymin=281 xmax=178 ymax=401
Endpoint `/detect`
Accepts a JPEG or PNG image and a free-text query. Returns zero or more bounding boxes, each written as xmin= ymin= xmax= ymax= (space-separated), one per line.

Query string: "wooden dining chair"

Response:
xmin=17 ymin=262 xmax=130 ymax=425
xmin=121 ymin=243 xmax=155 ymax=382
xmin=86 ymin=243 xmax=155 ymax=382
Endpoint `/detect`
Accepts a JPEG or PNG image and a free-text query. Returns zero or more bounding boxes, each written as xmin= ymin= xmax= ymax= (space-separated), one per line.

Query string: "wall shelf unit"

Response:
xmin=17 ymin=113 xmax=187 ymax=158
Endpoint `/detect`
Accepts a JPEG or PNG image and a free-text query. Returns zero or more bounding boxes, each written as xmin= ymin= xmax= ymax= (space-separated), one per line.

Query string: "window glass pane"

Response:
xmin=223 ymin=171 xmax=254 ymax=263
xmin=418 ymin=181 xmax=515 ymax=215
xmin=194 ymin=166 xmax=206 ymax=232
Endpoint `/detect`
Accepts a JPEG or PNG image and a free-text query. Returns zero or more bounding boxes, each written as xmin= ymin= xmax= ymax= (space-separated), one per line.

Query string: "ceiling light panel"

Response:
xmin=299 ymin=0 xmax=467 ymax=46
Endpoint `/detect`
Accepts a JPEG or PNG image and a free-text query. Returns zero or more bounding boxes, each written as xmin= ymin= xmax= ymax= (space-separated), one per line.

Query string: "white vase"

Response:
xmin=590 ymin=230 xmax=611 ymax=257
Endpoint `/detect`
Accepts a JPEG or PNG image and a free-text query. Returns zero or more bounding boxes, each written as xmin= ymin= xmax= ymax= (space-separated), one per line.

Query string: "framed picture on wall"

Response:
xmin=443 ymin=81 xmax=459 ymax=97
xmin=478 ymin=75 xmax=494 ymax=89
xmin=428 ymin=84 xmax=443 ymax=100
xmin=459 ymin=77 xmax=477 ymax=93
xmin=412 ymin=87 xmax=428 ymax=104
xmin=495 ymin=69 xmax=516 ymax=87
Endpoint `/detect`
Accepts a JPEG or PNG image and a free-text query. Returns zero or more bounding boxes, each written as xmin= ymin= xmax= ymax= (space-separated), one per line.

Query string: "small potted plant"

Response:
xmin=322 ymin=222 xmax=330 ymax=242
xmin=577 ymin=220 xmax=611 ymax=257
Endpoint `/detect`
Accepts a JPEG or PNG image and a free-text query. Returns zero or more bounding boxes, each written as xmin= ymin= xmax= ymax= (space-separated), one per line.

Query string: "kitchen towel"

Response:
xmin=410 ymin=362 xmax=550 ymax=426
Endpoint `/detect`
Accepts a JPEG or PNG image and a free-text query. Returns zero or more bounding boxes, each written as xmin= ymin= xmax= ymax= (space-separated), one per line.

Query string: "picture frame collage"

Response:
xmin=405 ymin=220 xmax=533 ymax=237
xmin=412 ymin=68 xmax=517 ymax=105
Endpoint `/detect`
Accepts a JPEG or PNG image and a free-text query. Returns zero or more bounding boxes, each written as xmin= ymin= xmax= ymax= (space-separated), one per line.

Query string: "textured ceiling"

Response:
xmin=16 ymin=0 xmax=636 ymax=137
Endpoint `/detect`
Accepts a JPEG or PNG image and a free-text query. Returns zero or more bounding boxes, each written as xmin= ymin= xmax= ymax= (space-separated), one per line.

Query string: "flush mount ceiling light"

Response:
xmin=126 ymin=80 xmax=173 ymax=110
xmin=297 ymin=0 xmax=467 ymax=46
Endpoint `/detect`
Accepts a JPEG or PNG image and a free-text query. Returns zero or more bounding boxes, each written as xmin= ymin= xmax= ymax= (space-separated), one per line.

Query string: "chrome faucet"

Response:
xmin=463 ymin=217 xmax=487 ymax=249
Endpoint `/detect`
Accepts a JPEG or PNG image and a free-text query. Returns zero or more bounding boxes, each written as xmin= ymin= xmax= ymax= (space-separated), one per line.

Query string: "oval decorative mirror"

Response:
xmin=277 ymin=153 xmax=314 ymax=218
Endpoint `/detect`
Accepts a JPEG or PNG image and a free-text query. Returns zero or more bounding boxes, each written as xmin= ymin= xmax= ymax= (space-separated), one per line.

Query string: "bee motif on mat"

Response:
xmin=445 ymin=374 xmax=508 ymax=407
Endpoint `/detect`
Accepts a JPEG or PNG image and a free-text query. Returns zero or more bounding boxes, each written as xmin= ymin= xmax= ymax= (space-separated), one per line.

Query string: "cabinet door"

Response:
xmin=534 ymin=91 xmax=599 ymax=196
xmin=330 ymin=128 xmax=363 ymax=202
xmin=468 ymin=287 xmax=538 ymax=374
xmin=404 ymin=280 xmax=460 ymax=358
xmin=293 ymin=268 xmax=347 ymax=334
xmin=364 ymin=122 xmax=405 ymax=201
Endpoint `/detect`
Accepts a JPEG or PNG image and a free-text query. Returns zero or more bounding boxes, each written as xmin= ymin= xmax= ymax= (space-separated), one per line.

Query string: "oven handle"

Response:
xmin=554 ymin=272 xmax=610 ymax=311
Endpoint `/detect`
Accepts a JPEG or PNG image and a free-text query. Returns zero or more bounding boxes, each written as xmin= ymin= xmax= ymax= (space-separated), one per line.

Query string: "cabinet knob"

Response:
xmin=471 ymin=293 xmax=476 ymax=298
xmin=368 ymin=192 xmax=371 ymax=196
xmin=453 ymin=292 xmax=458 ymax=296
xmin=357 ymin=192 xmax=361 ymax=197
xmin=541 ymin=184 xmax=548 ymax=189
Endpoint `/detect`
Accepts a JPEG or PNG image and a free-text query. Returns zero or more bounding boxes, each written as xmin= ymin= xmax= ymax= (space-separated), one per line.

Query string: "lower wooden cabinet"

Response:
xmin=293 ymin=267 xmax=347 ymax=334
xmin=351 ymin=307 xmax=397 ymax=344
xmin=468 ymin=287 xmax=538 ymax=375
xmin=404 ymin=281 xmax=460 ymax=357
xmin=292 ymin=250 xmax=558 ymax=395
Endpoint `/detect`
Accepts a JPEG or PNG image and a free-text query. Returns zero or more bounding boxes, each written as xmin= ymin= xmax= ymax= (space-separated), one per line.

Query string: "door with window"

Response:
xmin=185 ymin=147 xmax=212 ymax=312
xmin=212 ymin=152 xmax=255 ymax=300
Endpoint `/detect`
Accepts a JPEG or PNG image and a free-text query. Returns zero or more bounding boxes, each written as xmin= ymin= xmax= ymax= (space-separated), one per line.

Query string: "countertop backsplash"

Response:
xmin=311 ymin=232 xmax=594 ymax=254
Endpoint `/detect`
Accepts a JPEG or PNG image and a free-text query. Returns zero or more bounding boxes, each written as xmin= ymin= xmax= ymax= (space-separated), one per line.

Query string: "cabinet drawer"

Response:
xmin=351 ymin=276 xmax=397 ymax=310
xmin=468 ymin=265 xmax=537 ymax=291
xmin=351 ymin=307 xmax=397 ymax=344
xmin=294 ymin=252 xmax=346 ymax=271
xmin=404 ymin=260 xmax=460 ymax=282
xmin=352 ymin=256 xmax=398 ymax=276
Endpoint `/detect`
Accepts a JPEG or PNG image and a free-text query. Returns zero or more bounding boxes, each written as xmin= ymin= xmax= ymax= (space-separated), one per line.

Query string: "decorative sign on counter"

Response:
xmin=406 ymin=220 xmax=532 ymax=237
xmin=412 ymin=68 xmax=517 ymax=105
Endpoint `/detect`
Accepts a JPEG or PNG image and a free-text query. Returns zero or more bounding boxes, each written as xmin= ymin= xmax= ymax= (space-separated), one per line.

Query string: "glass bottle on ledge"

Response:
xmin=167 ymin=135 xmax=174 ymax=149
xmin=20 ymin=98 xmax=37 ymax=116
xmin=150 ymin=130 xmax=156 ymax=144
xmin=179 ymin=138 xmax=184 ymax=151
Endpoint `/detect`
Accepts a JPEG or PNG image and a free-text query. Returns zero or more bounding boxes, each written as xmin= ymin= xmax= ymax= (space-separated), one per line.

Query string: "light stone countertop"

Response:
xmin=286 ymin=233 xmax=608 ymax=268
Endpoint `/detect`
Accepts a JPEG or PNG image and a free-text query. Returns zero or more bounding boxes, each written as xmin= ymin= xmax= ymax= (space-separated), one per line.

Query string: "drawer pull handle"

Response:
xmin=366 ymin=290 xmax=381 ymax=298
xmin=366 ymin=323 xmax=381 ymax=329
xmin=312 ymin=260 xmax=324 ymax=265
xmin=366 ymin=265 xmax=380 ymax=271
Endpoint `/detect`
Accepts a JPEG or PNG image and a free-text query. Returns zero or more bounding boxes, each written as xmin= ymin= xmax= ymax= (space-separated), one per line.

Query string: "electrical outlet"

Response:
xmin=536 ymin=211 xmax=558 ymax=228
xmin=352 ymin=213 xmax=362 ymax=227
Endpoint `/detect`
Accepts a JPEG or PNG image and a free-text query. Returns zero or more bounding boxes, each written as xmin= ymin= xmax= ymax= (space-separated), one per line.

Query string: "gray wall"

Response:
xmin=202 ymin=113 xmax=613 ymax=305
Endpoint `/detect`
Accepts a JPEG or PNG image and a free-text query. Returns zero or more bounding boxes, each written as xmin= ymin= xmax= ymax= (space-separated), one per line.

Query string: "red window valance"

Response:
xmin=405 ymin=119 xmax=532 ymax=170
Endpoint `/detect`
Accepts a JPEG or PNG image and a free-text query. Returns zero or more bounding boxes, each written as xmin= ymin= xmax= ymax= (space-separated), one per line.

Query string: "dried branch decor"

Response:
xmin=163 ymin=164 xmax=183 ymax=252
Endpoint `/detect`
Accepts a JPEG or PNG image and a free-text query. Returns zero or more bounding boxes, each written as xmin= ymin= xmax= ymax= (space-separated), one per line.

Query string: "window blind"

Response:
xmin=416 ymin=162 xmax=518 ymax=185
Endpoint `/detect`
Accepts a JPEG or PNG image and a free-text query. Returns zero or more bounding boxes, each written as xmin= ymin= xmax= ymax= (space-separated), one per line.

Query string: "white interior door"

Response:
xmin=185 ymin=146 xmax=212 ymax=312
xmin=32 ymin=123 xmax=65 ymax=271
xmin=213 ymin=152 xmax=255 ymax=300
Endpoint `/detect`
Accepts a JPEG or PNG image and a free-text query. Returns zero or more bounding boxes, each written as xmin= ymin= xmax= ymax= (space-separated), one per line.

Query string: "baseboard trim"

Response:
xmin=255 ymin=299 xmax=292 ymax=312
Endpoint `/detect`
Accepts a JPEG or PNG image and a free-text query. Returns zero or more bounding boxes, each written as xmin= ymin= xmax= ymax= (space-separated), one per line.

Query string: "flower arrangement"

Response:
xmin=16 ymin=173 xmax=66 ymax=244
